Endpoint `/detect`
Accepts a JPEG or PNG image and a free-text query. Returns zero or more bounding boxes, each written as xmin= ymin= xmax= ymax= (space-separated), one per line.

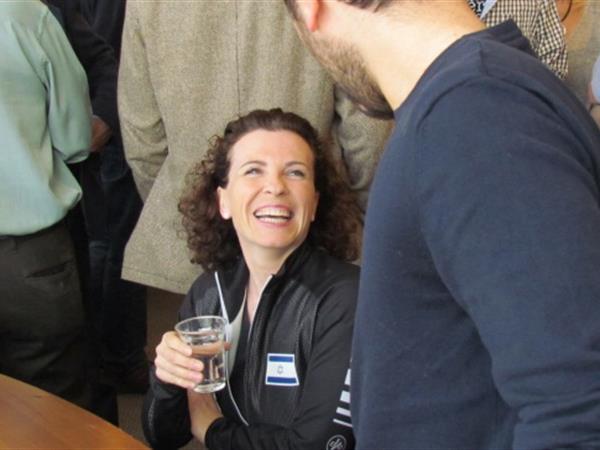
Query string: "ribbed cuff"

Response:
xmin=205 ymin=417 xmax=228 ymax=450
xmin=149 ymin=365 xmax=186 ymax=400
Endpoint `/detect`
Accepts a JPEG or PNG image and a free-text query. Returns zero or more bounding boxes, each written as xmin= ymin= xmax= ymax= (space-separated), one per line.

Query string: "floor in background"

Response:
xmin=117 ymin=287 xmax=203 ymax=450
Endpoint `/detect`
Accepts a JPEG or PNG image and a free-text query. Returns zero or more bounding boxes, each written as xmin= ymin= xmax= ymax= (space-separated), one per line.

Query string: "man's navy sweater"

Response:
xmin=353 ymin=21 xmax=600 ymax=450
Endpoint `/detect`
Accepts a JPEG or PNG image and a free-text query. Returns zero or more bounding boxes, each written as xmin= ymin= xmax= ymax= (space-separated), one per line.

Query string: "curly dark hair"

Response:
xmin=178 ymin=108 xmax=363 ymax=271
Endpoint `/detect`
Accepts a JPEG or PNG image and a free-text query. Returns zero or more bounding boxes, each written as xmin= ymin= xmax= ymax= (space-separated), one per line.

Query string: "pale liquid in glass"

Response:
xmin=186 ymin=330 xmax=226 ymax=393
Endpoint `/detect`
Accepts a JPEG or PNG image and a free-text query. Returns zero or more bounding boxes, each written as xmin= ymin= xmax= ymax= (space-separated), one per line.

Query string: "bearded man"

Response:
xmin=284 ymin=1 xmax=600 ymax=449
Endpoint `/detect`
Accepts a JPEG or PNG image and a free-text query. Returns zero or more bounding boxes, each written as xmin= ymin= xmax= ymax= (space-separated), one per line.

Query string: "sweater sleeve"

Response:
xmin=63 ymin=7 xmax=120 ymax=136
xmin=332 ymin=86 xmax=392 ymax=211
xmin=142 ymin=369 xmax=192 ymax=450
xmin=141 ymin=291 xmax=198 ymax=449
xmin=205 ymin=279 xmax=357 ymax=450
xmin=416 ymin=79 xmax=600 ymax=449
xmin=591 ymin=55 xmax=600 ymax=103
xmin=118 ymin=1 xmax=167 ymax=200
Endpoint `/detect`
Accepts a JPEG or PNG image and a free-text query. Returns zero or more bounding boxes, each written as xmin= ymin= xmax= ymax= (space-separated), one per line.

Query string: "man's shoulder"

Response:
xmin=398 ymin=26 xmax=561 ymax=130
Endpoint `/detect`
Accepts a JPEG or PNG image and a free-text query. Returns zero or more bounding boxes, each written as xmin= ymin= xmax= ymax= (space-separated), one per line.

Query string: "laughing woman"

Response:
xmin=142 ymin=109 xmax=363 ymax=450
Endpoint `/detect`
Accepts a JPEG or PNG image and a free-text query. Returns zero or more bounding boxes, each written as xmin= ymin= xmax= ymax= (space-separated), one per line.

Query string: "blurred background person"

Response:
xmin=118 ymin=1 xmax=391 ymax=300
xmin=47 ymin=1 xmax=147 ymax=426
xmin=143 ymin=109 xmax=362 ymax=450
xmin=558 ymin=0 xmax=600 ymax=103
xmin=468 ymin=0 xmax=568 ymax=78
xmin=0 ymin=0 xmax=91 ymax=409
xmin=76 ymin=0 xmax=148 ymax=398
xmin=46 ymin=0 xmax=128 ymax=424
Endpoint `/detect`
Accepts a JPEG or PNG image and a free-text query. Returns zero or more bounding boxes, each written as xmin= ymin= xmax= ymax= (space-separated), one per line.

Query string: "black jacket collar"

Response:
xmin=217 ymin=242 xmax=314 ymax=318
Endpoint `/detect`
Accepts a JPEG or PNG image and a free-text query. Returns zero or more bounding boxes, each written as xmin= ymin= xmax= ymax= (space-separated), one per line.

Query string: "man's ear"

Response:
xmin=295 ymin=0 xmax=322 ymax=32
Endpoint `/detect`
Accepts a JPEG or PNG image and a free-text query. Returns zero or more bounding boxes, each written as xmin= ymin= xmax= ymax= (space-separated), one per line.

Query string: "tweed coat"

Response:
xmin=118 ymin=1 xmax=391 ymax=294
xmin=564 ymin=1 xmax=600 ymax=102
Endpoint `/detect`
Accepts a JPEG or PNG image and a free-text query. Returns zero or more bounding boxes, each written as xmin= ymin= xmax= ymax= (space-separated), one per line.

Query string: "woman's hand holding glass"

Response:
xmin=155 ymin=331 xmax=204 ymax=390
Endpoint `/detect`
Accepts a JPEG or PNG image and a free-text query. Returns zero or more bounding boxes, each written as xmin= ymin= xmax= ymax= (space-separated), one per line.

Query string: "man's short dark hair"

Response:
xmin=283 ymin=0 xmax=395 ymax=20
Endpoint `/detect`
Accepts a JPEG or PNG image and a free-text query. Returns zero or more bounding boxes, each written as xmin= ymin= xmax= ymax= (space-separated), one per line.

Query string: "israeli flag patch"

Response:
xmin=265 ymin=353 xmax=299 ymax=386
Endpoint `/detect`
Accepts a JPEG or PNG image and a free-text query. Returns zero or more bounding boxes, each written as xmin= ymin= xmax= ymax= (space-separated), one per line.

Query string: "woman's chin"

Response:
xmin=247 ymin=238 xmax=304 ymax=256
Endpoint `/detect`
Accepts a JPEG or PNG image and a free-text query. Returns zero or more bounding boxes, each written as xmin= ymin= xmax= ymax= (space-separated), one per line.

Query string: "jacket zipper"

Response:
xmin=241 ymin=275 xmax=273 ymax=421
xmin=215 ymin=272 xmax=273 ymax=426
xmin=245 ymin=274 xmax=273 ymax=345
xmin=215 ymin=272 xmax=248 ymax=426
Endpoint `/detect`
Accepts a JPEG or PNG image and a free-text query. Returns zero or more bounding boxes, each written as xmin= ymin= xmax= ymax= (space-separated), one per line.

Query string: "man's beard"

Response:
xmin=297 ymin=27 xmax=394 ymax=120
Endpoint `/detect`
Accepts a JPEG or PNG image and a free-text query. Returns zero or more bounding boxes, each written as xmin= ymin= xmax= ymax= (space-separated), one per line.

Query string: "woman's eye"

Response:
xmin=288 ymin=169 xmax=306 ymax=178
xmin=244 ymin=167 xmax=261 ymax=175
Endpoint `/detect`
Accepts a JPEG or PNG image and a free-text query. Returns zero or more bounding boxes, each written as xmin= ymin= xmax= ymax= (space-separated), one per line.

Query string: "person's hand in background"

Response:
xmin=91 ymin=116 xmax=112 ymax=152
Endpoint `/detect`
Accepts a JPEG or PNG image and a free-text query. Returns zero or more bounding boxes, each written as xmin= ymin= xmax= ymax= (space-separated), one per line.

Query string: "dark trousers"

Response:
xmin=0 ymin=221 xmax=91 ymax=409
xmin=80 ymin=144 xmax=146 ymax=375
xmin=66 ymin=143 xmax=146 ymax=424
xmin=79 ymin=143 xmax=147 ymax=376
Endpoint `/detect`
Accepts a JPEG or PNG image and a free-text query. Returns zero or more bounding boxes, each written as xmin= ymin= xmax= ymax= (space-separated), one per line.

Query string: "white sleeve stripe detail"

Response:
xmin=336 ymin=406 xmax=351 ymax=417
xmin=340 ymin=390 xmax=350 ymax=403
xmin=333 ymin=418 xmax=353 ymax=428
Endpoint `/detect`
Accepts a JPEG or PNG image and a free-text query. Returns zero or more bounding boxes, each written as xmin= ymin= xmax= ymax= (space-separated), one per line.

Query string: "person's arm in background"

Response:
xmin=40 ymin=9 xmax=92 ymax=163
xmin=332 ymin=87 xmax=392 ymax=211
xmin=118 ymin=1 xmax=167 ymax=201
xmin=79 ymin=0 xmax=127 ymax=62
xmin=533 ymin=0 xmax=568 ymax=79
xmin=48 ymin=0 xmax=117 ymax=152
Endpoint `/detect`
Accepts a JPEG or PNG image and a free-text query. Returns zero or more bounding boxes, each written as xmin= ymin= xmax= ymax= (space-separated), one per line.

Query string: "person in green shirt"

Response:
xmin=0 ymin=0 xmax=92 ymax=408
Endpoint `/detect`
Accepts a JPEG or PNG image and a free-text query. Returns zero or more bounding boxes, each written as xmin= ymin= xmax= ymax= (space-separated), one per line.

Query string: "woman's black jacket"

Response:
xmin=142 ymin=244 xmax=359 ymax=450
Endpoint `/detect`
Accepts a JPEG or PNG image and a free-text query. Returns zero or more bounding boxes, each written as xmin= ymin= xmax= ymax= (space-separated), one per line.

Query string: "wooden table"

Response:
xmin=0 ymin=374 xmax=148 ymax=449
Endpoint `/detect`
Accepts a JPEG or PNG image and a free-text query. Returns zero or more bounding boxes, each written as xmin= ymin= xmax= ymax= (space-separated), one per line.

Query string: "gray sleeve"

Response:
xmin=118 ymin=2 xmax=167 ymax=200
xmin=591 ymin=55 xmax=600 ymax=102
xmin=332 ymin=86 xmax=392 ymax=210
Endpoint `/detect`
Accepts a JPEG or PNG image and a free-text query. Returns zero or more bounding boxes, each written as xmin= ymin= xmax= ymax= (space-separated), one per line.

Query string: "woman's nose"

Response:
xmin=263 ymin=173 xmax=287 ymax=195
